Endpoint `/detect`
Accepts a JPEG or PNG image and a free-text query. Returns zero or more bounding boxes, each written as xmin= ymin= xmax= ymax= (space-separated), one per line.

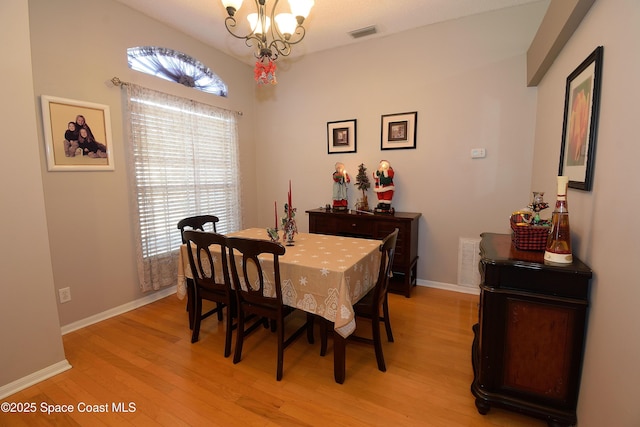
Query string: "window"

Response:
xmin=127 ymin=46 xmax=228 ymax=96
xmin=123 ymin=83 xmax=241 ymax=291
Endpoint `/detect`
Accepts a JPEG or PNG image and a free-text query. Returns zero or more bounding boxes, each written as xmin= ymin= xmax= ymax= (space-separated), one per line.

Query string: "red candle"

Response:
xmin=288 ymin=180 xmax=292 ymax=217
xmin=275 ymin=201 xmax=278 ymax=229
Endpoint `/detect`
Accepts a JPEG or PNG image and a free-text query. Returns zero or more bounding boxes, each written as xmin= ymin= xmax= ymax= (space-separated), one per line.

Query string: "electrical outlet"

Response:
xmin=58 ymin=287 xmax=71 ymax=303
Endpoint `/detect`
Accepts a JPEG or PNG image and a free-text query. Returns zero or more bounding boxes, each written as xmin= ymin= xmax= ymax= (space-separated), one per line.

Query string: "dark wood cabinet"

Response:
xmin=471 ymin=233 xmax=592 ymax=427
xmin=306 ymin=208 xmax=421 ymax=297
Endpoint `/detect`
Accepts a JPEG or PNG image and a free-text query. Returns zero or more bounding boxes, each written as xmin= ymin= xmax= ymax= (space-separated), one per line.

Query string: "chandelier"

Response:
xmin=221 ymin=0 xmax=314 ymax=84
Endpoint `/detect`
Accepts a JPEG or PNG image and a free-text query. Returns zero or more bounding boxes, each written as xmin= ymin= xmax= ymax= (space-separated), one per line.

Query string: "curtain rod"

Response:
xmin=110 ymin=77 xmax=243 ymax=116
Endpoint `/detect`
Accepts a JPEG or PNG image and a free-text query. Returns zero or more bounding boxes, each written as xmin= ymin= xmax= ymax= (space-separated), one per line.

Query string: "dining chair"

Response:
xmin=320 ymin=228 xmax=399 ymax=372
xmin=177 ymin=215 xmax=220 ymax=329
xmin=177 ymin=215 xmax=219 ymax=242
xmin=227 ymin=236 xmax=310 ymax=381
xmin=183 ymin=230 xmax=235 ymax=357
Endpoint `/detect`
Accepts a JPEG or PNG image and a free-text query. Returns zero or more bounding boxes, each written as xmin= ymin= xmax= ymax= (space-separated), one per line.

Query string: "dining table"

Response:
xmin=177 ymin=227 xmax=383 ymax=383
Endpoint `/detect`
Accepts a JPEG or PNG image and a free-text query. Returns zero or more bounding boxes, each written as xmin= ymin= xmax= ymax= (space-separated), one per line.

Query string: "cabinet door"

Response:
xmin=500 ymin=296 xmax=585 ymax=408
xmin=308 ymin=213 xmax=333 ymax=234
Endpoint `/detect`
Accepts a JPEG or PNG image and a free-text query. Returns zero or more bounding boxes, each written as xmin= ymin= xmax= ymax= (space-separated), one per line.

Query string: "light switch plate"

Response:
xmin=471 ymin=148 xmax=486 ymax=158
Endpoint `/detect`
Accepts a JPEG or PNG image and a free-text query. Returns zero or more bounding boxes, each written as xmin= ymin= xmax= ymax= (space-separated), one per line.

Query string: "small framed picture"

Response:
xmin=558 ymin=46 xmax=603 ymax=191
xmin=327 ymin=119 xmax=357 ymax=154
xmin=381 ymin=111 xmax=417 ymax=150
xmin=41 ymin=95 xmax=114 ymax=171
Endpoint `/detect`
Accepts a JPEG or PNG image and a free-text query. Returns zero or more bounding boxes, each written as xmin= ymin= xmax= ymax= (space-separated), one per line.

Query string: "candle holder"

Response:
xmin=280 ymin=181 xmax=297 ymax=246
xmin=266 ymin=227 xmax=280 ymax=242
xmin=283 ymin=222 xmax=295 ymax=246
xmin=281 ymin=204 xmax=297 ymax=246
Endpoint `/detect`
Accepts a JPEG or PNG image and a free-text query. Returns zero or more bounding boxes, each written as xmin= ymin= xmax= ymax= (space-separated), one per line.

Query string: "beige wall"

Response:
xmin=0 ymin=0 xmax=68 ymax=391
xmin=531 ymin=0 xmax=640 ymax=424
xmin=252 ymin=3 xmax=547 ymax=287
xmin=28 ymin=0 xmax=257 ymax=327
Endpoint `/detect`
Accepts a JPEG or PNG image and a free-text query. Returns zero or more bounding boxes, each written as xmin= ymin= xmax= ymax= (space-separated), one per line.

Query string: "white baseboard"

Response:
xmin=416 ymin=278 xmax=480 ymax=295
xmin=0 ymin=359 xmax=72 ymax=400
xmin=61 ymin=286 xmax=177 ymax=335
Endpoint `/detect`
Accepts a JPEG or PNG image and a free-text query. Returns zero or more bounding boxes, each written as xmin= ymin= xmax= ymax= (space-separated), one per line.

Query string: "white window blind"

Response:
xmin=124 ymin=83 xmax=241 ymax=291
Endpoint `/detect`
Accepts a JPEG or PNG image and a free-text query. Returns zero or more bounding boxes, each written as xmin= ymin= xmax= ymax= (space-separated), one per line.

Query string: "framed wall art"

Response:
xmin=41 ymin=95 xmax=114 ymax=171
xmin=327 ymin=119 xmax=357 ymax=154
xmin=381 ymin=111 xmax=417 ymax=150
xmin=558 ymin=46 xmax=603 ymax=191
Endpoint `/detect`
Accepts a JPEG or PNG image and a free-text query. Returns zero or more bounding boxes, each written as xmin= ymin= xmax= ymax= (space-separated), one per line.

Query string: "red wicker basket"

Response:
xmin=510 ymin=213 xmax=550 ymax=251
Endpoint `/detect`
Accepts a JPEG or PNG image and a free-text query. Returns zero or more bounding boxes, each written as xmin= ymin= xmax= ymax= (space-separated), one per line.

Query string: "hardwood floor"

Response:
xmin=4 ymin=286 xmax=545 ymax=426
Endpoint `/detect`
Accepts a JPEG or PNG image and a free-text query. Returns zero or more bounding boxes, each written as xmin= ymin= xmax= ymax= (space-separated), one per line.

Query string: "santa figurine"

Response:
xmin=374 ymin=160 xmax=395 ymax=213
xmin=332 ymin=162 xmax=350 ymax=210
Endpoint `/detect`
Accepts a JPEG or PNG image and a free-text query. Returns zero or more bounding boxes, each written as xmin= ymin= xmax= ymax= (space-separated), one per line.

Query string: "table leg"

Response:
xmin=333 ymin=331 xmax=346 ymax=384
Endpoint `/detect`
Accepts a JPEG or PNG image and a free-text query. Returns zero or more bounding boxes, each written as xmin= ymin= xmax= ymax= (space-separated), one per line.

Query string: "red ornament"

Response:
xmin=254 ymin=59 xmax=277 ymax=85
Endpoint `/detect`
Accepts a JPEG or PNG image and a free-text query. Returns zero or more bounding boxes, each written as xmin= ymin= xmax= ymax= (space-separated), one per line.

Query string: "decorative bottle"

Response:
xmin=544 ymin=176 xmax=573 ymax=263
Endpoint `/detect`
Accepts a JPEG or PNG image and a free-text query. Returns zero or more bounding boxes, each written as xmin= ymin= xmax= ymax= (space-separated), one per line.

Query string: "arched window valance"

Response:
xmin=127 ymin=46 xmax=228 ymax=97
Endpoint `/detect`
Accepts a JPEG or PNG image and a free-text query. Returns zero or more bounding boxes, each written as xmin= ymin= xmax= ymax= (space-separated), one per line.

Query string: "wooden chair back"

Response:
xmin=177 ymin=215 xmax=219 ymax=243
xmin=226 ymin=237 xmax=286 ymax=316
xmin=183 ymin=230 xmax=235 ymax=356
xmin=373 ymin=228 xmax=399 ymax=309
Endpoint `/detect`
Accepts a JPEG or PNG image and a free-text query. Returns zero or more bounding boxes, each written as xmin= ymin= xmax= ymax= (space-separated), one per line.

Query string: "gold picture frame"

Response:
xmin=41 ymin=95 xmax=114 ymax=171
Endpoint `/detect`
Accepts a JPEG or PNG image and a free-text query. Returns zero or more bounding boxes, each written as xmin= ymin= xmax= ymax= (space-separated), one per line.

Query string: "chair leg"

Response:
xmin=186 ymin=278 xmax=195 ymax=330
xmin=216 ymin=302 xmax=224 ymax=321
xmin=224 ymin=305 xmax=233 ymax=358
xmin=191 ymin=297 xmax=202 ymax=344
xmin=371 ymin=315 xmax=386 ymax=372
xmin=382 ymin=296 xmax=394 ymax=343
xmin=276 ymin=316 xmax=285 ymax=381
xmin=233 ymin=308 xmax=245 ymax=364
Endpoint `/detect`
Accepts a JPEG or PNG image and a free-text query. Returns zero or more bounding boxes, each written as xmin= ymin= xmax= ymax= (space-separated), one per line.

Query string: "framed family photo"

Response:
xmin=381 ymin=111 xmax=417 ymax=150
xmin=41 ymin=95 xmax=114 ymax=171
xmin=558 ymin=46 xmax=603 ymax=191
xmin=327 ymin=119 xmax=357 ymax=154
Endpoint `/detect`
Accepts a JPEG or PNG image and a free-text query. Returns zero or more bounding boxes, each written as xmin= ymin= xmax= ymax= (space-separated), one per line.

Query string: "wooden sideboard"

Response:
xmin=306 ymin=208 xmax=421 ymax=297
xmin=471 ymin=233 xmax=592 ymax=427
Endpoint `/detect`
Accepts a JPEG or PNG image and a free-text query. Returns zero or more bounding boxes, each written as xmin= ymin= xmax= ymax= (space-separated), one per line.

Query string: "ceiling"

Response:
xmin=115 ymin=0 xmax=547 ymax=65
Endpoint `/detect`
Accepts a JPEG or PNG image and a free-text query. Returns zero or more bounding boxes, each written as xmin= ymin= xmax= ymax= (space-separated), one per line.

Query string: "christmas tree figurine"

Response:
xmin=355 ymin=163 xmax=371 ymax=211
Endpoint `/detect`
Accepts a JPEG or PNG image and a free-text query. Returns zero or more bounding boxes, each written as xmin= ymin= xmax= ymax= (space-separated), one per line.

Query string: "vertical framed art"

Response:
xmin=558 ymin=46 xmax=603 ymax=191
xmin=381 ymin=111 xmax=417 ymax=150
xmin=327 ymin=119 xmax=357 ymax=154
xmin=41 ymin=95 xmax=114 ymax=171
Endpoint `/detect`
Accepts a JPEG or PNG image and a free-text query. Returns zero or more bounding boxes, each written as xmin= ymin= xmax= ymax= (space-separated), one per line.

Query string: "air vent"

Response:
xmin=457 ymin=237 xmax=481 ymax=287
xmin=349 ymin=25 xmax=377 ymax=39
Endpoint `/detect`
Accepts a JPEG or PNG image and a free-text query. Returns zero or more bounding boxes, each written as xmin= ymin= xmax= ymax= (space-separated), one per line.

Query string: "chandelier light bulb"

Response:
xmin=247 ymin=13 xmax=270 ymax=35
xmin=222 ymin=0 xmax=243 ymax=16
xmin=275 ymin=13 xmax=297 ymax=38
xmin=289 ymin=0 xmax=314 ymax=22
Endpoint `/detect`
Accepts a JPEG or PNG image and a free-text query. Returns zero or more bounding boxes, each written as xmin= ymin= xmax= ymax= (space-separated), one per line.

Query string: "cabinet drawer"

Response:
xmin=333 ymin=217 xmax=374 ymax=238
